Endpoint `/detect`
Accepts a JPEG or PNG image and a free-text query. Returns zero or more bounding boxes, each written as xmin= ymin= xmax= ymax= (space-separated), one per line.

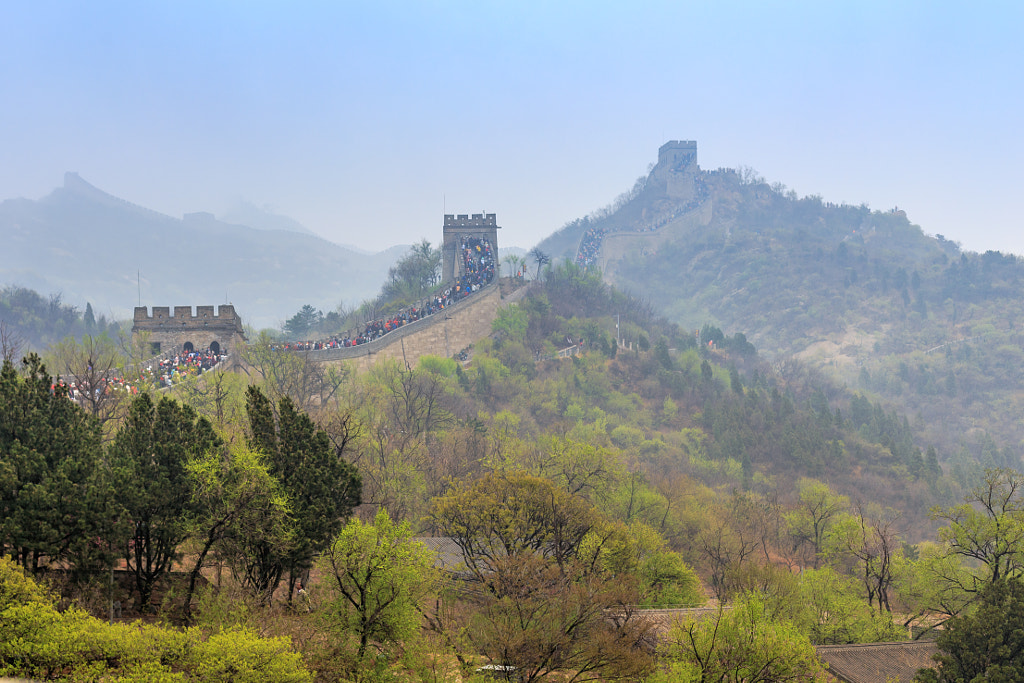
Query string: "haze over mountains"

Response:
xmin=0 ymin=173 xmax=407 ymax=329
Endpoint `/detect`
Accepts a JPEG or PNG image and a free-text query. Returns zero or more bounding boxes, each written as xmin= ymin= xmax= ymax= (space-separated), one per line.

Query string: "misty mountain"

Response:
xmin=537 ymin=145 xmax=1024 ymax=468
xmin=0 ymin=173 xmax=405 ymax=329
xmin=218 ymin=200 xmax=318 ymax=236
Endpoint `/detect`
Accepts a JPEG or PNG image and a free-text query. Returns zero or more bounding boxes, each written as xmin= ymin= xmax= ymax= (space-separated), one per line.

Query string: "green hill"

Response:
xmin=536 ymin=144 xmax=1024 ymax=469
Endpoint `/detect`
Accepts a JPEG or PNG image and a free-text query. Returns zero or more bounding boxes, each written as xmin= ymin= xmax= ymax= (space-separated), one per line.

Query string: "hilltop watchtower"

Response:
xmin=132 ymin=305 xmax=246 ymax=356
xmin=441 ymin=213 xmax=500 ymax=284
xmin=655 ymin=140 xmax=699 ymax=202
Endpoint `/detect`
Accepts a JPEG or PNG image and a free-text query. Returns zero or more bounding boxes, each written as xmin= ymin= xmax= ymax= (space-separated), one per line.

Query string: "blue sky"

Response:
xmin=2 ymin=1 xmax=1021 ymax=253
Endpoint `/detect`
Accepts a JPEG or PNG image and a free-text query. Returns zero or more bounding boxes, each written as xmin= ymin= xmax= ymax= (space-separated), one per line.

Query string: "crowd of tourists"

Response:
xmin=275 ymin=236 xmax=497 ymax=352
xmin=55 ymin=346 xmax=228 ymax=404
xmin=576 ymin=227 xmax=606 ymax=267
xmin=149 ymin=348 xmax=226 ymax=388
xmin=56 ymin=375 xmax=141 ymax=403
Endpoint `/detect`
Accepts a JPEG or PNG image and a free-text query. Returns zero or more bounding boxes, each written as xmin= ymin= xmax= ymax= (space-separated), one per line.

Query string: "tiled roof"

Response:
xmin=816 ymin=641 xmax=938 ymax=683
xmin=412 ymin=536 xmax=465 ymax=570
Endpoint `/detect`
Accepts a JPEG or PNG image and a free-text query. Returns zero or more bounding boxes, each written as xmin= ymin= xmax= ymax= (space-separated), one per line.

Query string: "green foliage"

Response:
xmin=418 ymin=354 xmax=459 ymax=377
xmin=317 ymin=509 xmax=438 ymax=661
xmin=381 ymin=238 xmax=442 ymax=304
xmin=792 ymin=567 xmax=902 ymax=644
xmin=657 ymin=593 xmax=828 ymax=683
xmin=110 ymin=392 xmax=222 ymax=611
xmin=170 ymin=365 xmax=251 ymax=435
xmin=243 ymin=386 xmax=362 ymax=601
xmin=932 ymin=468 xmax=1024 ymax=588
xmin=0 ymin=286 xmax=113 ymax=351
xmin=283 ymin=304 xmax=325 ymax=339
xmin=183 ymin=444 xmax=291 ymax=622
xmin=431 ymin=472 xmax=596 ymax=579
xmin=639 ymin=551 xmax=704 ymax=607
xmin=0 ymin=354 xmax=113 ymax=574
xmin=0 ymin=557 xmax=312 ymax=682
xmin=610 ymin=424 xmax=645 ymax=450
xmin=916 ymin=578 xmax=1024 ymax=683
xmin=191 ymin=626 xmax=311 ymax=683
xmin=784 ymin=478 xmax=849 ymax=569
xmin=491 ymin=303 xmax=529 ymax=345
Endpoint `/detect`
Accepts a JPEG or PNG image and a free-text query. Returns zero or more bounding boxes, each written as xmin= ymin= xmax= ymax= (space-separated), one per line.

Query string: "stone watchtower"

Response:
xmin=655 ymin=140 xmax=699 ymax=202
xmin=441 ymin=213 xmax=500 ymax=284
xmin=132 ymin=305 xmax=246 ymax=356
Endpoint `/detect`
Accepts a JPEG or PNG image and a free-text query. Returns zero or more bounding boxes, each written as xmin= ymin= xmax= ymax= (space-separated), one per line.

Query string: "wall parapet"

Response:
xmin=444 ymin=213 xmax=498 ymax=228
xmin=134 ymin=304 xmax=243 ymax=325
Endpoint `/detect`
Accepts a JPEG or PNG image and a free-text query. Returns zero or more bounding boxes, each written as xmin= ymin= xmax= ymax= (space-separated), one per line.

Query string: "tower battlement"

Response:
xmin=133 ymin=305 xmax=242 ymax=325
xmin=132 ymin=305 xmax=245 ymax=356
xmin=658 ymin=140 xmax=698 ymax=168
xmin=441 ymin=213 xmax=500 ymax=284
xmin=443 ymin=213 xmax=498 ymax=228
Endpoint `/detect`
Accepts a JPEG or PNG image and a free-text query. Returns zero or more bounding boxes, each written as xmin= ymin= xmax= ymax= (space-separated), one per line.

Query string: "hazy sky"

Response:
xmin=2 ymin=2 xmax=1021 ymax=253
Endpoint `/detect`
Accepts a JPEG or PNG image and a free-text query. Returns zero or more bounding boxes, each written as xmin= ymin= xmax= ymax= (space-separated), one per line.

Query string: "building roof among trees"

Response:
xmin=816 ymin=641 xmax=938 ymax=683
xmin=413 ymin=536 xmax=465 ymax=570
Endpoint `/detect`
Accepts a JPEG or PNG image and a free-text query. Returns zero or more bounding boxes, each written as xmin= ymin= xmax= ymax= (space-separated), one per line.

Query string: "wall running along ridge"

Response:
xmin=306 ymin=282 xmax=507 ymax=373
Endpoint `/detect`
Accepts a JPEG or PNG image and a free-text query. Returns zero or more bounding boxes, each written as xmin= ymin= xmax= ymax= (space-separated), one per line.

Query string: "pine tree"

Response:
xmin=244 ymin=386 xmax=361 ymax=600
xmin=916 ymin=578 xmax=1024 ymax=682
xmin=0 ymin=354 xmax=111 ymax=574
xmin=84 ymin=302 xmax=96 ymax=331
xmin=110 ymin=393 xmax=221 ymax=610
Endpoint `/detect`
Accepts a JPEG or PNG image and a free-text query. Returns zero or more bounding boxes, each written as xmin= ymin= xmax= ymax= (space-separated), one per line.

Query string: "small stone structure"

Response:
xmin=132 ymin=305 xmax=246 ymax=356
xmin=441 ymin=213 xmax=500 ymax=284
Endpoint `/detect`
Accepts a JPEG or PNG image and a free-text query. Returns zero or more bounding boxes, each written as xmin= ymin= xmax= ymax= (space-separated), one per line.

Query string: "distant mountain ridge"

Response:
xmin=219 ymin=200 xmax=318 ymax=236
xmin=0 ymin=173 xmax=405 ymax=329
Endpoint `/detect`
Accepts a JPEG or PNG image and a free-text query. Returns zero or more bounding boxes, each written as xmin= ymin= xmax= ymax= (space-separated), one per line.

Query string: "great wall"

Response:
xmin=131 ymin=142 xmax=705 ymax=372
xmin=133 ymin=213 xmax=521 ymax=373
xmin=574 ymin=140 xmax=713 ymax=282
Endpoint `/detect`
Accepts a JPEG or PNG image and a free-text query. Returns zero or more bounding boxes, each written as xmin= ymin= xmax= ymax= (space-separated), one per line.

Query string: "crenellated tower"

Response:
xmin=441 ymin=213 xmax=500 ymax=284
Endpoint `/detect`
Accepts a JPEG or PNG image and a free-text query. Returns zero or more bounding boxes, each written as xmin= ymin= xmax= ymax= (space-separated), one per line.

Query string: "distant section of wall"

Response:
xmin=654 ymin=140 xmax=699 ymax=202
xmin=598 ymin=199 xmax=713 ymax=282
xmin=313 ymin=283 xmax=506 ymax=373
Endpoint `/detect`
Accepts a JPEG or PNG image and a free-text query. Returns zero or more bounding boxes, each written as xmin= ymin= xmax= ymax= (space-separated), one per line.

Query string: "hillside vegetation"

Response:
xmin=537 ymin=153 xmax=1024 ymax=470
xmin=8 ymin=265 xmax=1024 ymax=680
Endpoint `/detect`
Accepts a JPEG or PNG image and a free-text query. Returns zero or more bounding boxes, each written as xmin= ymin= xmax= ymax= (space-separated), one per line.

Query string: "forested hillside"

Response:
xmin=0 ymin=285 xmax=118 ymax=352
xmin=536 ymin=152 xmax=1024 ymax=472
xmin=7 ymin=266 xmax=1022 ymax=680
